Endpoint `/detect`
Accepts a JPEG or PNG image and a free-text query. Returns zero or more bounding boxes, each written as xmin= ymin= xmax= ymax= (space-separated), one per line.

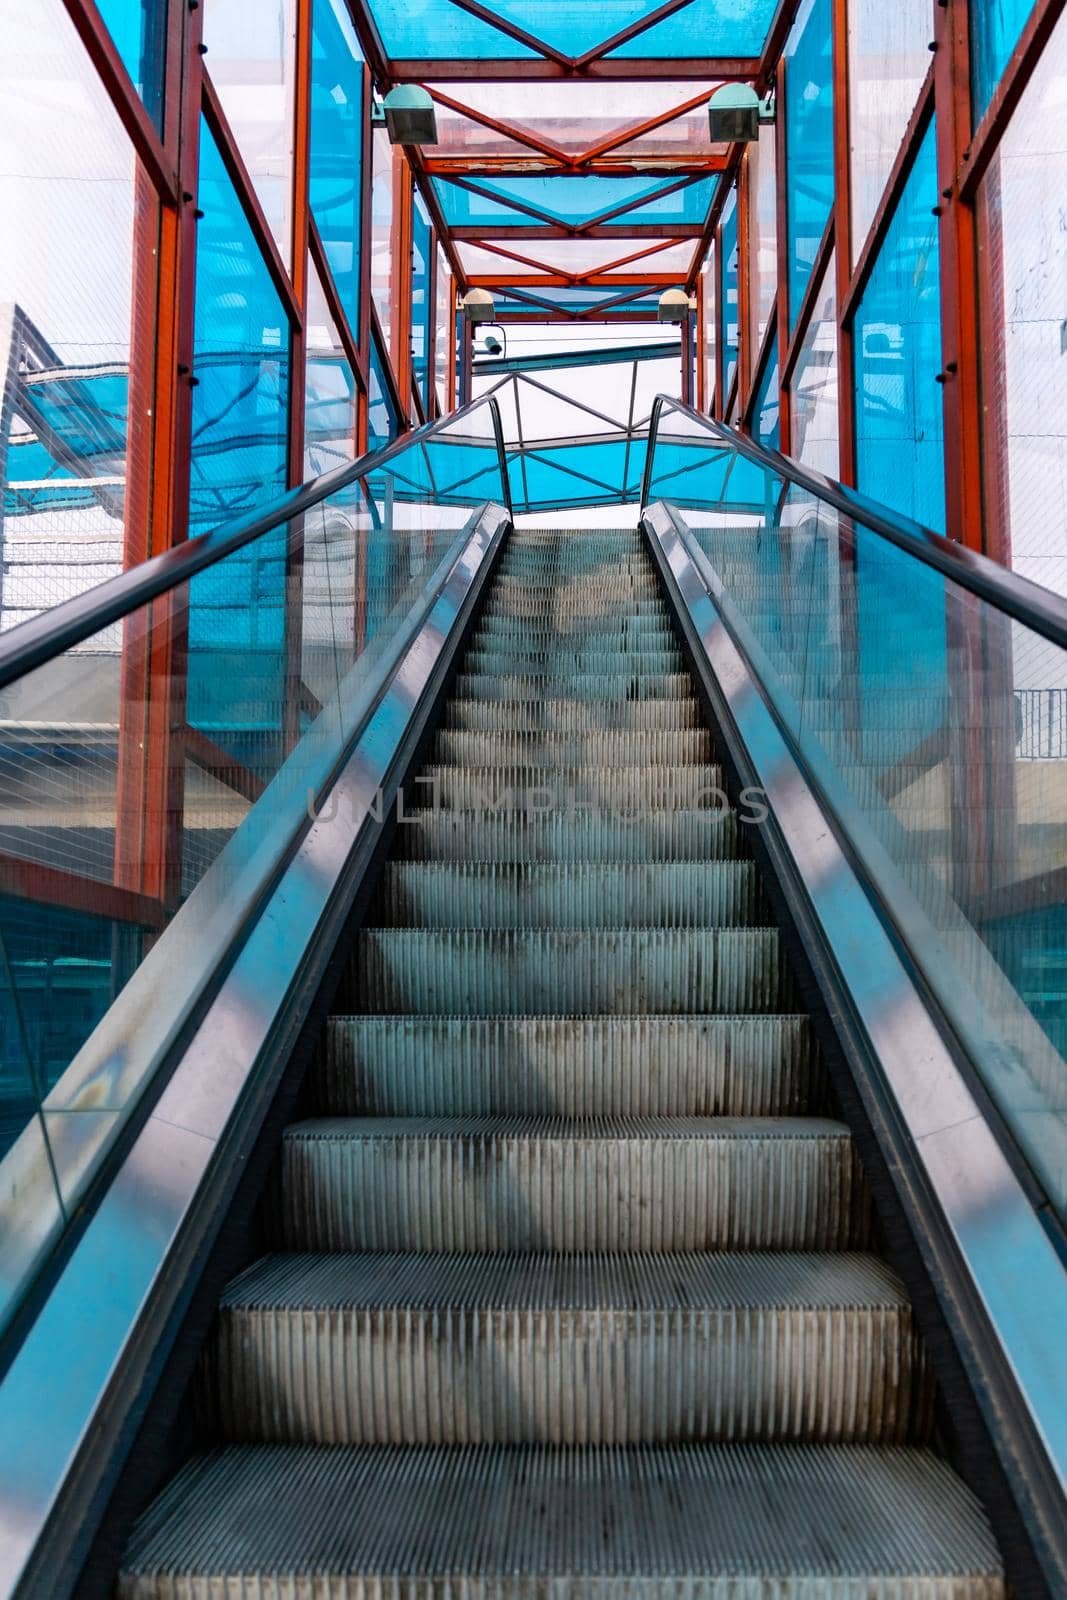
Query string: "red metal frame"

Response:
xmin=60 ymin=0 xmax=177 ymax=199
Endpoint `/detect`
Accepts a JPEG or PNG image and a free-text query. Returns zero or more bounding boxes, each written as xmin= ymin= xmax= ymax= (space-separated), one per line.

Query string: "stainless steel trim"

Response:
xmin=641 ymin=396 xmax=1067 ymax=652
xmin=0 ymin=394 xmax=512 ymax=691
xmin=643 ymin=498 xmax=1067 ymax=1590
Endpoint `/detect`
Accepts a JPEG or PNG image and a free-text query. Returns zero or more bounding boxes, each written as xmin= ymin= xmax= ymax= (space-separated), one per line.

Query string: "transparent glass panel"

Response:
xmin=719 ymin=189 xmax=739 ymax=401
xmin=368 ymin=330 xmax=401 ymax=452
xmin=784 ymin=0 xmax=834 ymax=329
xmin=747 ymin=122 xmax=777 ymax=355
xmin=0 ymin=0 xmax=158 ymax=629
xmin=411 ymin=194 xmax=433 ymax=416
xmin=309 ymin=0 xmax=364 ymax=325
xmin=791 ymin=250 xmax=838 ymax=476
xmin=305 ymin=257 xmax=356 ymax=476
xmin=854 ymin=121 xmax=944 ymax=532
xmin=755 ymin=354 xmax=780 ymax=450
xmin=976 ymin=9 xmax=1067 ymax=596
xmin=95 ymin=0 xmax=168 ymax=130
xmin=972 ymin=0 xmax=1040 ymax=123
xmin=435 ymin=246 xmax=453 ymax=412
xmin=202 ymin=0 xmax=296 ymax=266
xmin=847 ymin=0 xmax=930 ymax=262
xmin=0 ymin=392 xmax=507 ymax=1323
xmin=370 ymin=126 xmax=394 ymax=349
xmin=701 ymin=241 xmax=716 ymax=411
xmin=645 ymin=397 xmax=1067 ymax=1230
xmin=455 ymin=239 xmax=697 ymax=278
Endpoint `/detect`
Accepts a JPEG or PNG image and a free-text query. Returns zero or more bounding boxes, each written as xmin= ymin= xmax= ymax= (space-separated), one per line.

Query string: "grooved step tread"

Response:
xmin=275 ymin=1117 xmax=865 ymax=1253
xmin=370 ymin=862 xmax=764 ymax=929
xmin=318 ymin=1014 xmax=821 ymax=1117
xmin=202 ymin=1252 xmax=931 ymax=1446
xmin=118 ymin=1443 xmax=1003 ymax=1597
xmin=390 ymin=808 xmax=748 ymax=862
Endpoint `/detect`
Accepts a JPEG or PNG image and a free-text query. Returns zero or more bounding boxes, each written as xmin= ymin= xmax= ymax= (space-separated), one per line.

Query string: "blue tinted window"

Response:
xmin=432 ymin=174 xmax=714 ymax=230
xmin=972 ymin=0 xmax=1037 ymax=121
xmin=96 ymin=0 xmax=166 ymax=129
xmin=310 ymin=0 xmax=364 ymax=326
xmin=369 ymin=332 xmax=401 ymax=452
xmin=785 ymin=0 xmax=834 ymax=328
xmin=719 ymin=190 xmax=739 ymax=400
xmin=365 ymin=0 xmax=777 ymax=60
xmin=189 ymin=119 xmax=291 ymax=755
xmin=411 ymin=193 xmax=433 ymax=414
xmin=755 ymin=356 xmax=780 ymax=451
xmin=854 ymin=120 xmax=944 ymax=532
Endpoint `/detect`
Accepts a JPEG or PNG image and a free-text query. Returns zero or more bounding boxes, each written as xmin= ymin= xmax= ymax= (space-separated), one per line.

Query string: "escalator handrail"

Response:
xmin=0 ymin=392 xmax=512 ymax=692
xmin=642 ymin=394 xmax=1067 ymax=653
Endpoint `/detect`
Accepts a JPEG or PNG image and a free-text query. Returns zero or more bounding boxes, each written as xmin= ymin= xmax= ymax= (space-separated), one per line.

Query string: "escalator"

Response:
xmin=0 ymin=401 xmax=1065 ymax=1600
xmin=116 ymin=526 xmax=1001 ymax=1598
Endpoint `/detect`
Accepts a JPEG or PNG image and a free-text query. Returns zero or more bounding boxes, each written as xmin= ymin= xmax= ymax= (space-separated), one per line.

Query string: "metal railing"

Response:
xmin=642 ymin=395 xmax=1067 ymax=653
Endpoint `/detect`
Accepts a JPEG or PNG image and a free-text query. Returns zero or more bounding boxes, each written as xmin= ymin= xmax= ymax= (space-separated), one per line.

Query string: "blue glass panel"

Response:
xmin=496 ymin=286 xmax=661 ymax=317
xmin=96 ymin=0 xmax=166 ymax=129
xmin=366 ymin=0 xmax=777 ymax=60
xmin=854 ymin=120 xmax=944 ymax=533
xmin=972 ymin=0 xmax=1038 ymax=121
xmin=433 ymin=175 xmax=713 ymax=230
xmin=189 ymin=118 xmax=290 ymax=756
xmin=755 ymin=355 xmax=780 ymax=451
xmin=310 ymin=0 xmax=364 ymax=324
xmin=785 ymin=0 xmax=834 ymax=328
xmin=719 ymin=190 xmax=739 ymax=399
xmin=411 ymin=193 xmax=433 ymax=413
xmin=369 ymin=332 xmax=401 ymax=452
xmin=0 ymin=898 xmax=142 ymax=1158
xmin=853 ymin=122 xmax=945 ymax=773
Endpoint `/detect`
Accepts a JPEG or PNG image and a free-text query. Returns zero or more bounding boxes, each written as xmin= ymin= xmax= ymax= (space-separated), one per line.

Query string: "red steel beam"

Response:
xmin=424 ymin=86 xmax=571 ymax=166
xmin=447 ymin=0 xmax=572 ymax=67
xmin=467 ymin=274 xmax=683 ymax=288
xmin=575 ymin=89 xmax=714 ymax=164
xmin=387 ymin=58 xmax=762 ymax=83
xmin=0 ymin=854 xmax=166 ymax=931
xmin=830 ymin=0 xmax=856 ymax=485
xmin=426 ymin=158 xmax=727 ymax=177
xmin=449 ymin=224 xmax=705 ymax=239
xmin=573 ymin=0 xmax=695 ymax=68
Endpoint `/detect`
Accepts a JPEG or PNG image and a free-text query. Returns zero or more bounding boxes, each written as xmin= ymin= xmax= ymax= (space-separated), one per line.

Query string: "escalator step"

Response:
xmin=464 ymin=650 xmax=685 ymax=675
xmin=317 ymin=1014 xmax=821 ymax=1117
xmin=346 ymin=927 xmax=791 ymax=1014
xmin=442 ymin=697 xmax=704 ymax=731
xmin=203 ymin=1251 xmax=930 ymax=1445
xmin=274 ymin=1116 xmax=865 ymax=1252
xmin=432 ymin=729 xmax=715 ymax=768
xmin=452 ymin=672 xmax=694 ymax=700
xmin=410 ymin=763 xmax=726 ymax=809
xmin=369 ymin=862 xmax=765 ymax=929
xmin=390 ymin=808 xmax=747 ymax=863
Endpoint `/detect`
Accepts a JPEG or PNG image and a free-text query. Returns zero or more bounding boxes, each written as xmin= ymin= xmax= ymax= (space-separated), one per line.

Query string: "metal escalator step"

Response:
xmin=409 ymin=763 xmax=727 ymax=810
xmin=203 ymin=1251 xmax=930 ymax=1445
xmin=390 ymin=809 xmax=746 ymax=863
xmin=347 ymin=927 xmax=790 ymax=1014
xmin=471 ymin=626 xmax=679 ymax=652
xmin=317 ymin=1015 xmax=820 ymax=1116
xmin=369 ymin=862 xmax=764 ymax=929
xmin=479 ymin=602 xmax=669 ymax=624
xmin=432 ymin=729 xmax=714 ymax=768
xmin=464 ymin=649 xmax=685 ymax=675
xmin=442 ymin=697 xmax=703 ymax=731
xmin=119 ymin=1442 xmax=1002 ymax=1599
xmin=453 ymin=672 xmax=694 ymax=701
xmin=274 ymin=1117 xmax=866 ymax=1252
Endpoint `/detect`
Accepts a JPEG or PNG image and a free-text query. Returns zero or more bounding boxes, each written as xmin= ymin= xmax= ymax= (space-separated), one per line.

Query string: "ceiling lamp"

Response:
xmin=461 ymin=289 xmax=496 ymax=324
xmin=706 ymin=84 xmax=775 ymax=144
xmin=658 ymin=288 xmax=694 ymax=325
xmin=383 ymin=86 xmax=438 ymax=146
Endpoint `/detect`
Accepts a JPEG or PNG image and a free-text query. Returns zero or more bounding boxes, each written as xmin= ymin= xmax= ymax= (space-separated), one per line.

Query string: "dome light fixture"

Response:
xmin=461 ymin=288 xmax=496 ymax=324
xmin=658 ymin=287 xmax=694 ymax=325
xmin=383 ymin=85 xmax=438 ymax=146
xmin=707 ymin=84 xmax=775 ymax=145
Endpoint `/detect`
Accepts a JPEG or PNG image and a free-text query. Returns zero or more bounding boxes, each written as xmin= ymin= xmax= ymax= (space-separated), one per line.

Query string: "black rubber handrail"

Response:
xmin=0 ymin=392 xmax=512 ymax=692
xmin=642 ymin=394 xmax=1067 ymax=653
